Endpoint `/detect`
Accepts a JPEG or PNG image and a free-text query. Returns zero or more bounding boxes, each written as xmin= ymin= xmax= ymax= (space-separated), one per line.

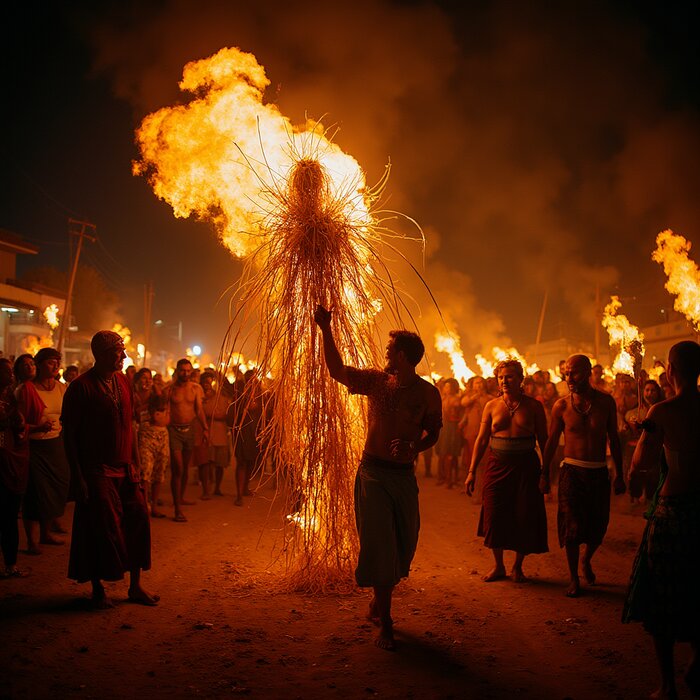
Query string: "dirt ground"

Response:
xmin=1 ymin=465 xmax=694 ymax=700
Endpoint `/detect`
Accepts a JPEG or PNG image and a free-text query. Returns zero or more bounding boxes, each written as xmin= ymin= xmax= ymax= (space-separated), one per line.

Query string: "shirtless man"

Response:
xmin=314 ymin=305 xmax=442 ymax=651
xmin=435 ymin=378 xmax=463 ymax=488
xmin=623 ymin=341 xmax=700 ymax=700
xmin=164 ymin=359 xmax=208 ymax=522
xmin=542 ymin=354 xmax=625 ymax=597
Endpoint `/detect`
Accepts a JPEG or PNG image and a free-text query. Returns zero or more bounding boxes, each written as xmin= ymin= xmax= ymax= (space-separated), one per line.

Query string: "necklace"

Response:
xmin=502 ymin=395 xmax=521 ymax=417
xmin=98 ymin=374 xmax=122 ymax=417
xmin=571 ymin=393 xmax=592 ymax=419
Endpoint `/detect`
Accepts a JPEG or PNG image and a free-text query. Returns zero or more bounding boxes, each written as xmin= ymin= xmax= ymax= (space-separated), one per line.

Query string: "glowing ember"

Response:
xmin=435 ymin=331 xmax=475 ymax=384
xmin=652 ymin=229 xmax=700 ymax=330
xmin=601 ymin=296 xmax=645 ymax=377
xmin=43 ymin=304 xmax=60 ymax=330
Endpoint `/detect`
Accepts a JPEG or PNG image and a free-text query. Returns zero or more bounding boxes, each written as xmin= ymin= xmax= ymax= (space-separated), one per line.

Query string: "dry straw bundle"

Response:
xmin=221 ymin=136 xmax=419 ymax=593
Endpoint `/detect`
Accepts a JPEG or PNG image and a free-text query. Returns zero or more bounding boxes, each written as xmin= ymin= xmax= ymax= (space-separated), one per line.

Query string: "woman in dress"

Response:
xmin=15 ymin=348 xmax=70 ymax=554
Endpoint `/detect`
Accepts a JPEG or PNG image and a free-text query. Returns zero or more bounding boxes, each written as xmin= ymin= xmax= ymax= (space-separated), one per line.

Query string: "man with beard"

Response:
xmin=314 ymin=305 xmax=442 ymax=651
xmin=62 ymin=331 xmax=157 ymax=608
xmin=542 ymin=354 xmax=625 ymax=598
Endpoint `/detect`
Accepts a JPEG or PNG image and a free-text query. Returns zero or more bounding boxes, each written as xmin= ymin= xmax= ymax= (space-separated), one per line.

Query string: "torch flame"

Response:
xmin=43 ymin=304 xmax=60 ymax=330
xmin=652 ymin=229 xmax=700 ymax=330
xmin=601 ymin=296 xmax=645 ymax=377
xmin=434 ymin=331 xmax=475 ymax=384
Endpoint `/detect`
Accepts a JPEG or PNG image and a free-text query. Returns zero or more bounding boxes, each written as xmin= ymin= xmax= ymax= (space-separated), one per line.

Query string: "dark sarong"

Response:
xmin=477 ymin=448 xmax=548 ymax=554
xmin=557 ymin=463 xmax=610 ymax=547
xmin=68 ymin=475 xmax=151 ymax=583
xmin=354 ymin=453 xmax=419 ymax=587
xmin=22 ymin=436 xmax=70 ymax=521
xmin=623 ymin=494 xmax=700 ymax=641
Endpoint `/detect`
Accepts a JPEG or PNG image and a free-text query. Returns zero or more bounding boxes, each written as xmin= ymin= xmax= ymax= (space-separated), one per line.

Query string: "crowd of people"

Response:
xmin=429 ymin=360 xmax=672 ymax=501
xmin=0 ymin=338 xmax=270 ymax=583
xmin=1 ymin=325 xmax=698 ymax=698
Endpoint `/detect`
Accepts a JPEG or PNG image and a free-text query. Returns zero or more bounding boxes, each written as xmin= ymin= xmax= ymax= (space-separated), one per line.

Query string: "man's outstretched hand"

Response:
xmin=314 ymin=305 xmax=332 ymax=328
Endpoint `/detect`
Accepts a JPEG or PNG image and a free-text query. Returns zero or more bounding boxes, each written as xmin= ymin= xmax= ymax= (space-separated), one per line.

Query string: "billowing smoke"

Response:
xmin=87 ymin=0 xmax=700 ymax=356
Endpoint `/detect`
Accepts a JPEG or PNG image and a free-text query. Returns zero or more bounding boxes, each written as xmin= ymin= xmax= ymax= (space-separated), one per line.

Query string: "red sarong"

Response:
xmin=68 ymin=475 xmax=151 ymax=583
xmin=477 ymin=448 xmax=548 ymax=554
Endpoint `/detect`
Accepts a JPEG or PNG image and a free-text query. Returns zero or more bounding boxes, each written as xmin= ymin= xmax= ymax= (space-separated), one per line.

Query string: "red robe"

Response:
xmin=62 ymin=369 xmax=151 ymax=583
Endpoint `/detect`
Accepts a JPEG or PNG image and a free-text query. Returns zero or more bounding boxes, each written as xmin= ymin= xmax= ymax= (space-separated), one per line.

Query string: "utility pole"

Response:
xmin=143 ymin=281 xmax=154 ymax=368
xmin=56 ymin=218 xmax=96 ymax=356
xmin=594 ymin=281 xmax=601 ymax=361
xmin=534 ymin=288 xmax=549 ymax=359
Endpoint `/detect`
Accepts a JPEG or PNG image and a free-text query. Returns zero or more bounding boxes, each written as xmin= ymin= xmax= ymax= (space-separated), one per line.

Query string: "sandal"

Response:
xmin=172 ymin=513 xmax=188 ymax=522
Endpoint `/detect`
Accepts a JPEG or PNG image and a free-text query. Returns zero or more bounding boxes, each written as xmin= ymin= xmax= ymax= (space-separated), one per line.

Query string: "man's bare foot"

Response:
xmin=375 ymin=619 xmax=396 ymax=651
xmin=366 ymin=598 xmax=381 ymax=627
xmin=128 ymin=585 xmax=160 ymax=606
xmin=180 ymin=499 xmax=196 ymax=506
xmin=234 ymin=496 xmax=243 ymax=506
xmin=39 ymin=535 xmax=64 ymax=545
xmin=91 ymin=589 xmax=115 ymax=610
xmin=582 ymin=560 xmax=596 ymax=585
xmin=173 ymin=512 xmax=187 ymax=522
xmin=565 ymin=578 xmax=581 ymax=597
xmin=200 ymin=494 xmax=211 ymax=501
xmin=482 ymin=566 xmax=507 ymax=582
xmin=150 ymin=510 xmax=166 ymax=518
xmin=511 ymin=567 xmax=528 ymax=583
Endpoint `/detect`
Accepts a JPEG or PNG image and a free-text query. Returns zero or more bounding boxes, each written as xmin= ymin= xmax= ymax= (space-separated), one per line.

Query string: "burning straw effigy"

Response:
xmin=133 ymin=47 xmax=425 ymax=591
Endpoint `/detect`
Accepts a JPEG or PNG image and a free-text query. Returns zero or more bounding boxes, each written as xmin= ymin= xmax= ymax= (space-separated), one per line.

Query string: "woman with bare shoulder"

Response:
xmin=465 ymin=359 xmax=549 ymax=583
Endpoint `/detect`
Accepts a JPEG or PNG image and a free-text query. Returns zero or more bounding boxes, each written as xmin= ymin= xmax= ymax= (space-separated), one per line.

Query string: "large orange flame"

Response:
xmin=652 ymin=229 xmax=700 ymax=330
xmin=601 ymin=296 xmax=644 ymax=376
xmin=133 ymin=47 xmax=370 ymax=260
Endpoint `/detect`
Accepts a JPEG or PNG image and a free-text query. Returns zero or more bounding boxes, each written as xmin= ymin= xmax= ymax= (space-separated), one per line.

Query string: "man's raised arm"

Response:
xmin=314 ymin=305 xmax=349 ymax=386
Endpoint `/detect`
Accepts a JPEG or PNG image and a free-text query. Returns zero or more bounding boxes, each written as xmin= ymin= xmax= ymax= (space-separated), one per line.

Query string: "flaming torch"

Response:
xmin=601 ymin=296 xmax=645 ymax=416
xmin=435 ymin=330 xmax=475 ymax=385
xmin=134 ymin=47 xmax=422 ymax=591
xmin=43 ymin=304 xmax=60 ymax=331
xmin=652 ymin=229 xmax=700 ymax=330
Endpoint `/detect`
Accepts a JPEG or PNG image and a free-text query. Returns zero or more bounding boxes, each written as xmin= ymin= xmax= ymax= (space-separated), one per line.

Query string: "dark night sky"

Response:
xmin=2 ymin=0 xmax=699 ymax=366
